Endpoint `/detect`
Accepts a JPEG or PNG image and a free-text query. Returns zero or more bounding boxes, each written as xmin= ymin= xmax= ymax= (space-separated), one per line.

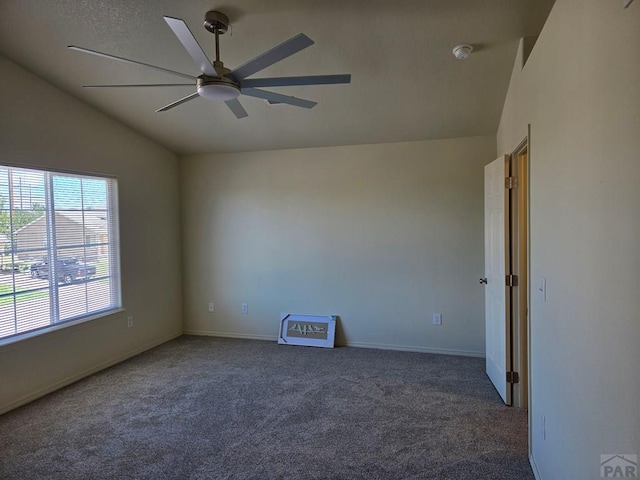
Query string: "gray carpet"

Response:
xmin=0 ymin=336 xmax=533 ymax=479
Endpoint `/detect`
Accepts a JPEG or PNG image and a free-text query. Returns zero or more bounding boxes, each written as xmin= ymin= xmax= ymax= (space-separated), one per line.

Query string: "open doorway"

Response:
xmin=483 ymin=136 xmax=529 ymax=409
xmin=509 ymin=138 xmax=529 ymax=410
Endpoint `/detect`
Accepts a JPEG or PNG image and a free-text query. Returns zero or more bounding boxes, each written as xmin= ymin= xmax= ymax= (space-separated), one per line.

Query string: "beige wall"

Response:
xmin=181 ymin=136 xmax=495 ymax=356
xmin=0 ymin=56 xmax=183 ymax=413
xmin=497 ymin=1 xmax=640 ymax=478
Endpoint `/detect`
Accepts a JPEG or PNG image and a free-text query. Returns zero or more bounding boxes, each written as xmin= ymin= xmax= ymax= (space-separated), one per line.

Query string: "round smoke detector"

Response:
xmin=452 ymin=44 xmax=473 ymax=60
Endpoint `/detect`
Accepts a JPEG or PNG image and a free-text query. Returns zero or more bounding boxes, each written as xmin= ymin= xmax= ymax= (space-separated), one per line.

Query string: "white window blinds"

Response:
xmin=0 ymin=165 xmax=121 ymax=341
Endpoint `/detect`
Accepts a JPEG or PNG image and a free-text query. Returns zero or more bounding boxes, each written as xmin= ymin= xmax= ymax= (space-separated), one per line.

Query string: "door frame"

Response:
xmin=508 ymin=134 xmax=530 ymax=412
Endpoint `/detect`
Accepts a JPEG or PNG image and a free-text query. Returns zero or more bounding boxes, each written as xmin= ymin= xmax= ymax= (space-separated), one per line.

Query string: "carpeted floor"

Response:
xmin=0 ymin=336 xmax=533 ymax=479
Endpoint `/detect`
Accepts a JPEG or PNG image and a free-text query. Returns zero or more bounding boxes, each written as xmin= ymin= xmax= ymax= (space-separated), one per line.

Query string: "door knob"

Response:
xmin=479 ymin=278 xmax=488 ymax=284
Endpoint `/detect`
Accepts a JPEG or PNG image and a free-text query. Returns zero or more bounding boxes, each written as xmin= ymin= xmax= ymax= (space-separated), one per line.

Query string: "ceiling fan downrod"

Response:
xmin=204 ymin=10 xmax=229 ymax=71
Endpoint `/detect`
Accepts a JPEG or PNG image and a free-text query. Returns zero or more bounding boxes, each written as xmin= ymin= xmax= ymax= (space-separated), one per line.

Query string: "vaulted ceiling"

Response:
xmin=0 ymin=0 xmax=555 ymax=155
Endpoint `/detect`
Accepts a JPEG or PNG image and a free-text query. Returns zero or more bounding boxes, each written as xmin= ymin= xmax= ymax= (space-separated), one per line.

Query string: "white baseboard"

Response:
xmin=184 ymin=329 xmax=276 ymax=342
xmin=340 ymin=340 xmax=485 ymax=358
xmin=0 ymin=330 xmax=182 ymax=415
xmin=185 ymin=330 xmax=485 ymax=358
xmin=530 ymin=453 xmax=543 ymax=480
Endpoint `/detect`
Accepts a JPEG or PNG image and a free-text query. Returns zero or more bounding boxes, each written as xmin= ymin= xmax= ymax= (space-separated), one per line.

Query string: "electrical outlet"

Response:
xmin=432 ymin=313 xmax=442 ymax=325
xmin=540 ymin=412 xmax=546 ymax=440
xmin=208 ymin=302 xmax=215 ymax=313
xmin=241 ymin=303 xmax=249 ymax=314
xmin=127 ymin=316 xmax=134 ymax=328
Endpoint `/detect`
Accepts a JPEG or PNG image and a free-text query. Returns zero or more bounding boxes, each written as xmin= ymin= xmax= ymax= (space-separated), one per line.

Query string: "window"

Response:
xmin=0 ymin=165 xmax=121 ymax=341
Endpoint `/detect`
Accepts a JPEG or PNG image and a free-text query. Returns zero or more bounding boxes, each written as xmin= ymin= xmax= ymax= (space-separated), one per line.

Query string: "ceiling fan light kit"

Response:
xmin=68 ymin=10 xmax=351 ymax=119
xmin=197 ymin=78 xmax=240 ymax=101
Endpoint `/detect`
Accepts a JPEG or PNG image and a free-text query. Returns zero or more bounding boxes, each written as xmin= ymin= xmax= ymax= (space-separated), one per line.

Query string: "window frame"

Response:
xmin=0 ymin=163 xmax=122 ymax=346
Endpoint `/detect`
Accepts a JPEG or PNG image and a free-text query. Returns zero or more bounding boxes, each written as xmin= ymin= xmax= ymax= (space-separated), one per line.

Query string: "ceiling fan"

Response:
xmin=68 ymin=11 xmax=351 ymax=119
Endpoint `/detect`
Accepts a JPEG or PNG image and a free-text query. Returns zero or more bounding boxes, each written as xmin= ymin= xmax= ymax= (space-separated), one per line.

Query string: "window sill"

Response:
xmin=0 ymin=308 xmax=126 ymax=350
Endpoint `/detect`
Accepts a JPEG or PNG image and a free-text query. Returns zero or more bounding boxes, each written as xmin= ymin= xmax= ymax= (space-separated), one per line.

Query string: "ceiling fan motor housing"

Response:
xmin=197 ymin=76 xmax=240 ymax=101
xmin=204 ymin=11 xmax=229 ymax=34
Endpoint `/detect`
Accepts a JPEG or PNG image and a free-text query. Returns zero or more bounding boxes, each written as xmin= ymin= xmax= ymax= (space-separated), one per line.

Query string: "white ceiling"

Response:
xmin=0 ymin=0 xmax=555 ymax=155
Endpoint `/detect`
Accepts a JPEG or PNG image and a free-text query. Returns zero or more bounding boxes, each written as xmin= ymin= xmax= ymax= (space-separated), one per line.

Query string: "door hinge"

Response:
xmin=506 ymin=274 xmax=518 ymax=287
xmin=505 ymin=176 xmax=518 ymax=189
xmin=507 ymin=371 xmax=520 ymax=384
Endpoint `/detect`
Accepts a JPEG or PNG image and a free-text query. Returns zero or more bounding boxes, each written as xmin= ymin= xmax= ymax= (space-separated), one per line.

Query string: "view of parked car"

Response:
xmin=1 ymin=263 xmax=21 ymax=273
xmin=30 ymin=258 xmax=97 ymax=284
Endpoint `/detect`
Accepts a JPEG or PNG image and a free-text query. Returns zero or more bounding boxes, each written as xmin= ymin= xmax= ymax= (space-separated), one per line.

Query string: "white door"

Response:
xmin=484 ymin=155 xmax=510 ymax=405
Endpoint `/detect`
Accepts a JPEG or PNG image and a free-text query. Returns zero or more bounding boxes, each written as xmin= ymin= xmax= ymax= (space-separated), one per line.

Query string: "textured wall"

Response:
xmin=181 ymin=136 xmax=495 ymax=356
xmin=0 ymin=56 xmax=183 ymax=413
xmin=497 ymin=1 xmax=640 ymax=478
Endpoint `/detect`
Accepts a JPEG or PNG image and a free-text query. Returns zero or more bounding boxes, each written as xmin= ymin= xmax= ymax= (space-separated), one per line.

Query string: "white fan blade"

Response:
xmin=242 ymin=88 xmax=317 ymax=109
xmin=225 ymin=99 xmax=248 ymax=119
xmin=156 ymin=92 xmax=201 ymax=112
xmin=164 ymin=16 xmax=219 ymax=77
xmin=241 ymin=74 xmax=351 ymax=89
xmin=83 ymin=84 xmax=193 ymax=88
xmin=68 ymin=46 xmax=196 ymax=80
xmin=229 ymin=34 xmax=314 ymax=81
